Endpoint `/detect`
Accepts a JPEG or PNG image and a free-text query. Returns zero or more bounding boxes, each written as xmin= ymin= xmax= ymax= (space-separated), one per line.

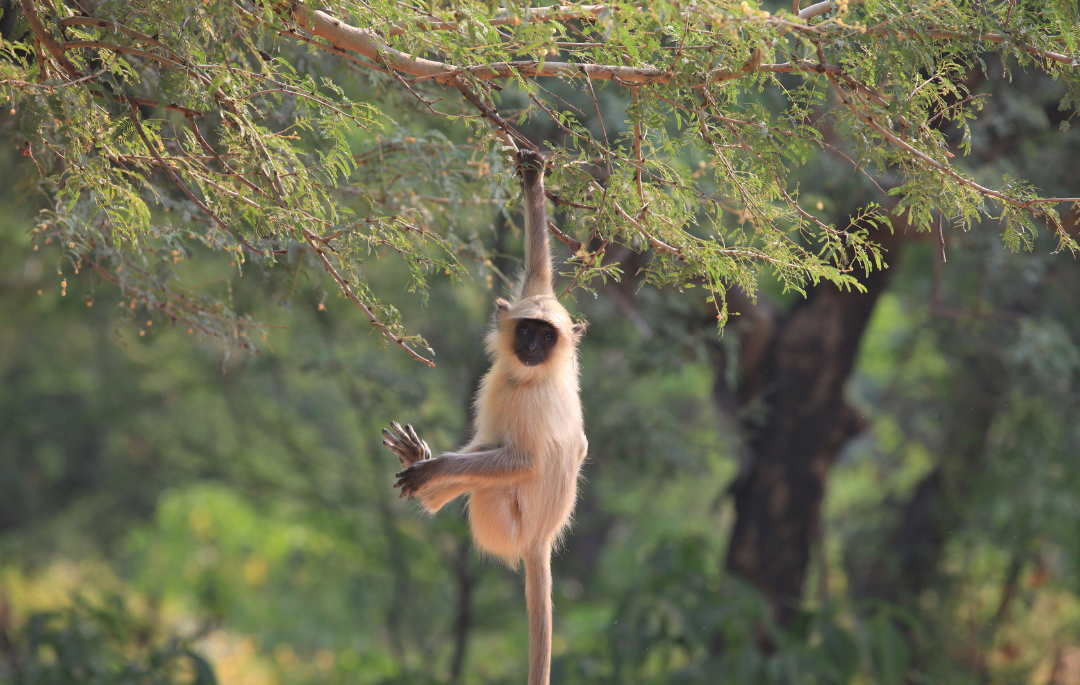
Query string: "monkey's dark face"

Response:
xmin=513 ymin=318 xmax=558 ymax=366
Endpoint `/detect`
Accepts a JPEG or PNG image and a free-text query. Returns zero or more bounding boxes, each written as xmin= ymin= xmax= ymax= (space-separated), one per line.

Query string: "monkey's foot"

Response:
xmin=382 ymin=421 xmax=432 ymax=469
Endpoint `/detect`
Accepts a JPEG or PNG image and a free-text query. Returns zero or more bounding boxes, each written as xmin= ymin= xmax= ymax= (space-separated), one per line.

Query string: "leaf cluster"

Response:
xmin=2 ymin=0 xmax=1079 ymax=359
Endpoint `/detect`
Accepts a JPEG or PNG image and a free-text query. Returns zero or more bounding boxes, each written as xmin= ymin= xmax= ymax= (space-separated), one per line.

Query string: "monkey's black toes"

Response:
xmin=382 ymin=433 xmax=404 ymax=454
xmin=383 ymin=421 xmax=430 ymax=468
xmin=382 ymin=427 xmax=403 ymax=447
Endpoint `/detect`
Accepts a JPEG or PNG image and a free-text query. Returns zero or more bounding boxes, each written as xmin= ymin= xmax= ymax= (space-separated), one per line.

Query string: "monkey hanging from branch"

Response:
xmin=382 ymin=149 xmax=587 ymax=685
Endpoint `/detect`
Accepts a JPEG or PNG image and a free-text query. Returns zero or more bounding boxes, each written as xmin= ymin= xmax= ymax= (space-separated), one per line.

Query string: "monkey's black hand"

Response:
xmin=393 ymin=459 xmax=436 ymax=500
xmin=382 ymin=421 xmax=432 ymax=468
xmin=516 ymin=149 xmax=547 ymax=184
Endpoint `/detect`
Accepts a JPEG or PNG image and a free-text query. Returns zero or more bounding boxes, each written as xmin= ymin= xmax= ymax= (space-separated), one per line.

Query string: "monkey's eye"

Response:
xmin=519 ymin=327 xmax=530 ymax=336
xmin=542 ymin=333 xmax=554 ymax=343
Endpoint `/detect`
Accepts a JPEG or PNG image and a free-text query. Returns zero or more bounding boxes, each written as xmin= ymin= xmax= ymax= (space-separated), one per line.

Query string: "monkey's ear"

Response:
xmin=571 ymin=321 xmax=589 ymax=339
xmin=495 ymin=298 xmax=512 ymax=312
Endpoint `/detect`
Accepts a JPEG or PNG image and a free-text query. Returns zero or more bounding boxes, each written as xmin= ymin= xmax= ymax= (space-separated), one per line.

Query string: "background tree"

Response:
xmin=3 ymin=1 xmax=1080 ymax=684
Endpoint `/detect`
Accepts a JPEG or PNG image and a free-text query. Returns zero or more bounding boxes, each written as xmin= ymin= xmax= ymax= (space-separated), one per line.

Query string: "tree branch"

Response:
xmin=60 ymin=16 xmax=170 ymax=51
xmin=385 ymin=4 xmax=605 ymax=37
xmin=20 ymin=0 xmax=81 ymax=78
xmin=288 ymin=2 xmax=1075 ymax=88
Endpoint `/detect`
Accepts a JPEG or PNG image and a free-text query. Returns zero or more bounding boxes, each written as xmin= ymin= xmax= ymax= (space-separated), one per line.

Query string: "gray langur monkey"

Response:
xmin=382 ymin=149 xmax=587 ymax=685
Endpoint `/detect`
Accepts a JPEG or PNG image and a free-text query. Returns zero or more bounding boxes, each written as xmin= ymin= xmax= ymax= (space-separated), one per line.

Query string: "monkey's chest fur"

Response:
xmin=468 ymin=369 xmax=587 ymax=564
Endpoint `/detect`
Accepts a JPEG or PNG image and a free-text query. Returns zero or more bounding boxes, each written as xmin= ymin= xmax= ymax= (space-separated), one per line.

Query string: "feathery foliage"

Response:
xmin=2 ymin=0 xmax=1078 ymax=362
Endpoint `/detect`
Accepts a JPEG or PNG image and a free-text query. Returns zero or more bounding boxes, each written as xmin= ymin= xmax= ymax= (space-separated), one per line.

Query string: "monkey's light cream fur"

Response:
xmin=384 ymin=149 xmax=586 ymax=685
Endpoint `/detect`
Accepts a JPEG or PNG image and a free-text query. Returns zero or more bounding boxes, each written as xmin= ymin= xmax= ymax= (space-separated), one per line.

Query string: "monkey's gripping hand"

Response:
xmin=516 ymin=149 xmax=546 ymax=185
xmin=393 ymin=458 xmax=438 ymax=500
xmin=382 ymin=422 xmax=431 ymax=469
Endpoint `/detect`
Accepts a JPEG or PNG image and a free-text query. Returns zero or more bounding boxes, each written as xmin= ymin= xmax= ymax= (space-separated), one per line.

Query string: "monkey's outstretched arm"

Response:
xmin=516 ymin=149 xmax=553 ymax=300
xmin=394 ymin=447 xmax=530 ymax=499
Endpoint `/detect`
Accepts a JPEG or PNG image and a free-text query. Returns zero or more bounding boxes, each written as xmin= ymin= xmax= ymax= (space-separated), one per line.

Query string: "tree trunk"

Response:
xmin=720 ymin=225 xmax=907 ymax=627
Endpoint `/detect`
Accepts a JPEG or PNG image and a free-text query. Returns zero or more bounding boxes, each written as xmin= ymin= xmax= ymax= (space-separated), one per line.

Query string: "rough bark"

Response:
xmin=719 ymin=223 xmax=908 ymax=627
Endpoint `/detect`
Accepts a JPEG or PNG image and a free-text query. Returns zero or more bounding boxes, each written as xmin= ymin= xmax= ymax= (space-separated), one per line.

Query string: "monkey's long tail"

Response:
xmin=524 ymin=542 xmax=552 ymax=685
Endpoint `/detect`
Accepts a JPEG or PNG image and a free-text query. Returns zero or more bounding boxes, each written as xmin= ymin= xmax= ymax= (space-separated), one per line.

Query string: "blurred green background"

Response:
xmin=3 ymin=14 xmax=1080 ymax=685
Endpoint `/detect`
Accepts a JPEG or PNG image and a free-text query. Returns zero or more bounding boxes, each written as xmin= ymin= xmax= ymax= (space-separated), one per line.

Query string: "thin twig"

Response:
xmin=302 ymin=228 xmax=435 ymax=366
xmin=185 ymin=112 xmax=268 ymax=198
xmin=631 ymin=88 xmax=645 ymax=207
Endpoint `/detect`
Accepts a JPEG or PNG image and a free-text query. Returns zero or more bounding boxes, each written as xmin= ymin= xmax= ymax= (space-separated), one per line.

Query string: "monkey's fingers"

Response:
xmin=392 ymin=476 xmax=418 ymax=499
xmin=394 ymin=460 xmax=431 ymax=496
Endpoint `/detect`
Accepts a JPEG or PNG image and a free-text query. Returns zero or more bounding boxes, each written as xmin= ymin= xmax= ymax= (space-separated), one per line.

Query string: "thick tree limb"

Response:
xmin=385 ymin=4 xmax=605 ymax=37
xmin=288 ymin=2 xmax=1076 ymax=89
